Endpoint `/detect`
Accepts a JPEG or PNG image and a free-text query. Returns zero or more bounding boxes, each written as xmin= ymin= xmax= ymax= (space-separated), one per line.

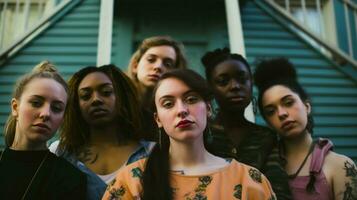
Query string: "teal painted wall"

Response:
xmin=111 ymin=0 xmax=357 ymax=161
xmin=1 ymin=0 xmax=355 ymax=162
xmin=111 ymin=0 xmax=229 ymax=76
xmin=0 ymin=0 xmax=100 ymax=147
xmin=243 ymin=1 xmax=357 ymax=161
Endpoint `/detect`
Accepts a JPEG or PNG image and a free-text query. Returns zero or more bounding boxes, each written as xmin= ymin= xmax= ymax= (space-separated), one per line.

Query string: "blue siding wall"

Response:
xmin=111 ymin=1 xmax=229 ymax=75
xmin=0 ymin=0 xmax=100 ymax=147
xmin=242 ymin=1 xmax=357 ymax=161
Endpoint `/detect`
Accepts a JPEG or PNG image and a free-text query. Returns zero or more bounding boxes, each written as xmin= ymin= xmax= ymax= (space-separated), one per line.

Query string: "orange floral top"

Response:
xmin=102 ymin=158 xmax=276 ymax=200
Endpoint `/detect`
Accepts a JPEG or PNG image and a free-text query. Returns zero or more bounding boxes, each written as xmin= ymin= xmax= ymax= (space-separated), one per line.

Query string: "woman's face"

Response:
xmin=134 ymin=45 xmax=177 ymax=88
xmin=154 ymin=78 xmax=211 ymax=143
xmin=261 ymin=85 xmax=311 ymax=138
xmin=210 ymin=59 xmax=252 ymax=111
xmin=11 ymin=78 xmax=67 ymax=148
xmin=78 ymin=72 xmax=117 ymax=127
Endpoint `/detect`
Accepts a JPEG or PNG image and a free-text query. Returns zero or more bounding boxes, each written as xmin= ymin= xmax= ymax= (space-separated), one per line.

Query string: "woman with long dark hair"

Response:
xmin=50 ymin=65 xmax=154 ymax=200
xmin=102 ymin=69 xmax=275 ymax=200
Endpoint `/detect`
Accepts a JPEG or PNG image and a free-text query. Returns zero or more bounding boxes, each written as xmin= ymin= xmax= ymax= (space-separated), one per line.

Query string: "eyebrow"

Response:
xmin=147 ymin=53 xmax=176 ymax=61
xmin=263 ymin=94 xmax=292 ymax=108
xmin=30 ymin=95 xmax=65 ymax=105
xmin=158 ymin=89 xmax=196 ymax=101
xmin=79 ymin=83 xmax=113 ymax=91
xmin=216 ymin=70 xmax=248 ymax=77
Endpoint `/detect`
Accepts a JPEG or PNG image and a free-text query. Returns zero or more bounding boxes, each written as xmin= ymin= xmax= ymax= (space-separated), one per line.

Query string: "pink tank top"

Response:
xmin=289 ymin=138 xmax=334 ymax=200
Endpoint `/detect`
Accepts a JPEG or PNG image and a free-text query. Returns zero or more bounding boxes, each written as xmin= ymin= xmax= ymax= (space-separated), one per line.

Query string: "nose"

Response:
xmin=230 ymin=79 xmax=241 ymax=90
xmin=277 ymin=106 xmax=288 ymax=120
xmin=153 ymin=60 xmax=164 ymax=73
xmin=39 ymin=104 xmax=51 ymax=121
xmin=91 ymin=92 xmax=103 ymax=106
xmin=177 ymin=100 xmax=189 ymax=118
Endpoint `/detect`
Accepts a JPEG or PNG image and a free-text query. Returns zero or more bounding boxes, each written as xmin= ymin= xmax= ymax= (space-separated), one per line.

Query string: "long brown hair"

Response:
xmin=59 ymin=64 xmax=143 ymax=154
xmin=4 ymin=61 xmax=67 ymax=147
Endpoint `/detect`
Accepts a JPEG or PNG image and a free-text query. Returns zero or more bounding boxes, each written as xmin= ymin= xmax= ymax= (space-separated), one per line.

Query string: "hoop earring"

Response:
xmin=252 ymin=96 xmax=258 ymax=114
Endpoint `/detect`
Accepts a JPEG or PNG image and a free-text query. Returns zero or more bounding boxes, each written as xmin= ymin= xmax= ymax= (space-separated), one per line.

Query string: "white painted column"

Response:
xmin=225 ymin=0 xmax=255 ymax=122
xmin=97 ymin=0 xmax=114 ymax=66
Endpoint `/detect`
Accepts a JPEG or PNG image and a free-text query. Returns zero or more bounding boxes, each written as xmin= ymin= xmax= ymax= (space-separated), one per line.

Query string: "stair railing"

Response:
xmin=264 ymin=0 xmax=357 ymax=68
xmin=0 ymin=0 xmax=74 ymax=61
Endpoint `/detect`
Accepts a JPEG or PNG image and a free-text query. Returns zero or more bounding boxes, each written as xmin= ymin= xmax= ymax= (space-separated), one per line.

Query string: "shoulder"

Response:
xmin=324 ymin=151 xmax=357 ymax=199
xmin=104 ymin=159 xmax=146 ymax=200
xmin=325 ymin=151 xmax=355 ymax=174
xmin=228 ymin=160 xmax=276 ymax=198
xmin=116 ymin=158 xmax=147 ymax=182
xmin=48 ymin=152 xmax=85 ymax=183
xmin=228 ymin=160 xmax=267 ymax=183
xmin=46 ymin=152 xmax=87 ymax=195
xmin=48 ymin=152 xmax=85 ymax=179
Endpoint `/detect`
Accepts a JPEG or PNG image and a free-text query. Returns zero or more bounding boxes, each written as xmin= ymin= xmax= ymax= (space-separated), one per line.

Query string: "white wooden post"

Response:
xmin=96 ymin=0 xmax=114 ymax=66
xmin=224 ymin=0 xmax=255 ymax=122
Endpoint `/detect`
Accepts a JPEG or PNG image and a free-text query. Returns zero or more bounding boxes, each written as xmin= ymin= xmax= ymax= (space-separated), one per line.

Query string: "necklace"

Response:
xmin=0 ymin=149 xmax=49 ymax=200
xmin=288 ymin=141 xmax=316 ymax=179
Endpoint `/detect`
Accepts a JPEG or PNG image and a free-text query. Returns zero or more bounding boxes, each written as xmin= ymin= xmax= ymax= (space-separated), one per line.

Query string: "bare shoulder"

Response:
xmin=325 ymin=151 xmax=355 ymax=170
xmin=324 ymin=151 xmax=357 ymax=200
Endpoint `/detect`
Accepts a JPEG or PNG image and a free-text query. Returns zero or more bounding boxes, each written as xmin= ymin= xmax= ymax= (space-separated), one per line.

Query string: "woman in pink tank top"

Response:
xmin=254 ymin=58 xmax=357 ymax=200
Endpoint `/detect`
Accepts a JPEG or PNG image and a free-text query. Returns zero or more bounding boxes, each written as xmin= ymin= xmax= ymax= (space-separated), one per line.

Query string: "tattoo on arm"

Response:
xmin=77 ymin=147 xmax=99 ymax=164
xmin=342 ymin=161 xmax=357 ymax=200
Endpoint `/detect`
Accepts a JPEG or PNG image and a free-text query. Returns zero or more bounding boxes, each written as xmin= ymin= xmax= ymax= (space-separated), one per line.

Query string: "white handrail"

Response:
xmin=263 ymin=0 xmax=357 ymax=68
xmin=0 ymin=0 xmax=72 ymax=52
xmin=0 ymin=0 xmax=75 ymax=60
xmin=269 ymin=0 xmax=356 ymax=59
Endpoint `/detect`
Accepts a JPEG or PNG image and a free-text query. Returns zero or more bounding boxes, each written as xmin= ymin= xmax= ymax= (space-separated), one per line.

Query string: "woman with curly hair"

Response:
xmin=254 ymin=58 xmax=357 ymax=200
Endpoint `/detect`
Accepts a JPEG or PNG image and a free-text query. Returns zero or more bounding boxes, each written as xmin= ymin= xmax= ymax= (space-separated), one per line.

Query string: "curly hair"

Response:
xmin=254 ymin=58 xmax=314 ymax=134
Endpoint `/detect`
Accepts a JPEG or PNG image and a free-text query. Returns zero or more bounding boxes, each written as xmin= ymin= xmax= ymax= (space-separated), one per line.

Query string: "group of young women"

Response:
xmin=0 ymin=35 xmax=356 ymax=200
